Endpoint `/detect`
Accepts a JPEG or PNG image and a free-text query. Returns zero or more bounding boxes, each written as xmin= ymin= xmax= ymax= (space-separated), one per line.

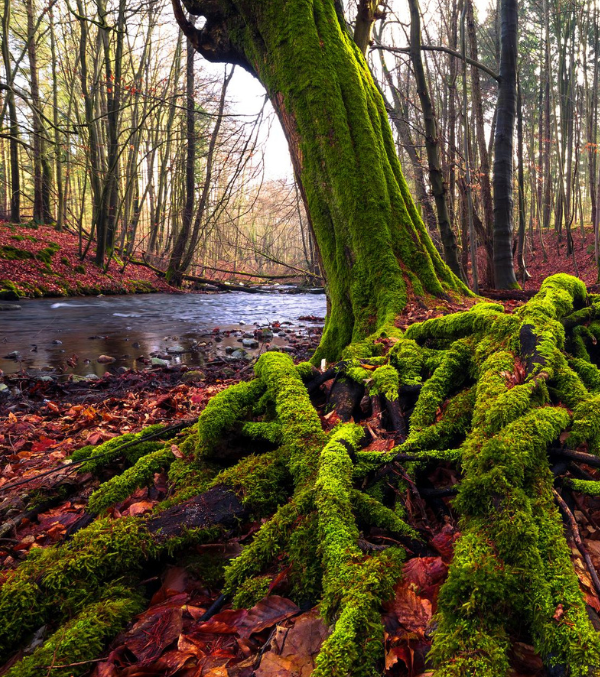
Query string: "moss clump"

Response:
xmin=36 ymin=241 xmax=60 ymax=264
xmin=569 ymin=395 xmax=600 ymax=452
xmin=10 ymin=234 xmax=37 ymax=243
xmin=130 ymin=279 xmax=156 ymax=293
xmin=313 ymin=424 xmax=404 ymax=677
xmin=565 ymin=478 xmax=600 ymax=496
xmin=242 ymin=420 xmax=283 ymax=444
xmin=87 ymin=445 xmax=174 ymax=514
xmin=195 ymin=379 xmax=266 ymax=457
xmin=409 ymin=339 xmax=473 ymax=432
xmin=4 ymin=588 xmax=143 ymax=677
xmin=401 ymin=386 xmax=475 ymax=452
xmin=70 ymin=423 xmax=168 ymax=473
xmin=232 ymin=576 xmax=272 ymax=609
xmin=0 ymin=518 xmax=157 ymax=661
xmin=0 ymin=245 xmax=33 ymax=261
xmin=215 ymin=448 xmax=292 ymax=516
xmin=254 ymin=352 xmax=326 ymax=485
xmin=569 ymin=356 xmax=600 ymax=393
xmin=74 ymin=264 xmax=86 ymax=274
xmin=388 ymin=338 xmax=426 ymax=385
xmin=0 ymin=279 xmax=23 ymax=299
xmin=369 ymin=364 xmax=400 ymax=400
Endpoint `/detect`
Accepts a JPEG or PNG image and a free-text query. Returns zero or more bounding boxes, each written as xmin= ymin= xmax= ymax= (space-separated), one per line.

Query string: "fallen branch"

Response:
xmin=550 ymin=447 xmax=600 ymax=470
xmin=0 ymin=419 xmax=195 ymax=495
xmin=127 ymin=255 xmax=268 ymax=293
xmin=553 ymin=488 xmax=600 ymax=599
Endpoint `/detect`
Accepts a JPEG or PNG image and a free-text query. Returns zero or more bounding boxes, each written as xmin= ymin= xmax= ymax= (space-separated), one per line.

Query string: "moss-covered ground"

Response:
xmin=0 ymin=223 xmax=172 ymax=298
xmin=3 ymin=274 xmax=600 ymax=676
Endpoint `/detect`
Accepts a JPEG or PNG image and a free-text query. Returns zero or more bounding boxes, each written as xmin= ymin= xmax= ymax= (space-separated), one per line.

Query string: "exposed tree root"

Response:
xmin=4 ymin=274 xmax=600 ymax=676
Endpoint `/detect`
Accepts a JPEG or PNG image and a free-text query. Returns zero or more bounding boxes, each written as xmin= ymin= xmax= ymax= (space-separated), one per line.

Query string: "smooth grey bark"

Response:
xmin=2 ymin=0 xmax=19 ymax=222
xmin=492 ymin=0 xmax=518 ymax=288
xmin=466 ymin=0 xmax=494 ymax=287
xmin=167 ymin=28 xmax=197 ymax=287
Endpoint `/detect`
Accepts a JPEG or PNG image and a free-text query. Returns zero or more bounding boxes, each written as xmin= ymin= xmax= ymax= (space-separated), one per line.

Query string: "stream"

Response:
xmin=0 ymin=292 xmax=327 ymax=376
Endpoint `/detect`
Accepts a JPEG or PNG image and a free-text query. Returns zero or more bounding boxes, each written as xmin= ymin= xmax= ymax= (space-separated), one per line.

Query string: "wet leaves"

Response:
xmin=92 ymin=590 xmax=308 ymax=677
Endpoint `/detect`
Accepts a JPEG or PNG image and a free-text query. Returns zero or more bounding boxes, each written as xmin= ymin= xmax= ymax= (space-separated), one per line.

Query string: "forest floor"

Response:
xmin=2 ymin=293 xmax=600 ymax=677
xmin=476 ymin=225 xmax=600 ymax=291
xmin=1 ymin=227 xmax=600 ymax=677
xmin=2 ymin=220 xmax=598 ymax=303
xmin=0 ymin=222 xmax=174 ymax=299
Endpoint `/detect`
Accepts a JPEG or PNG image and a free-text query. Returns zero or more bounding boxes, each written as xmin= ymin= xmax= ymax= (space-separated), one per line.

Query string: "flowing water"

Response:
xmin=0 ymin=292 xmax=326 ymax=376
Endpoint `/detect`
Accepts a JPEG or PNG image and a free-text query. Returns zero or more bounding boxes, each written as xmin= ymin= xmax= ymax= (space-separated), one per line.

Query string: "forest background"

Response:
xmin=1 ymin=0 xmax=598 ymax=293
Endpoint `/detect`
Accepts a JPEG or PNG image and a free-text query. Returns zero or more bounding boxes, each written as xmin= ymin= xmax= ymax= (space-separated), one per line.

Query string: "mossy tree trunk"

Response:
xmin=172 ymin=0 xmax=468 ymax=362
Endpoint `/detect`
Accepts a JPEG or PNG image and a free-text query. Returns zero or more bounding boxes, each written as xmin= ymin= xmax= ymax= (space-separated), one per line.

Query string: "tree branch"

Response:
xmin=373 ymin=43 xmax=499 ymax=82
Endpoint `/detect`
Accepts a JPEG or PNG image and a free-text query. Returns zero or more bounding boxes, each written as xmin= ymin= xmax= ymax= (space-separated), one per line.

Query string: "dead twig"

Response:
xmin=553 ymin=488 xmax=600 ymax=599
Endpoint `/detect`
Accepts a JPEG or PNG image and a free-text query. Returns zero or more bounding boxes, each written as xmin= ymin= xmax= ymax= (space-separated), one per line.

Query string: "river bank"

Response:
xmin=0 ymin=222 xmax=324 ymax=300
xmin=0 ymin=222 xmax=176 ymax=299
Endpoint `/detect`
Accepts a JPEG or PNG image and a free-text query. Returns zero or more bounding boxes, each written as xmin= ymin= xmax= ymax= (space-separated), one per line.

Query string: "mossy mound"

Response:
xmin=3 ymin=274 xmax=600 ymax=676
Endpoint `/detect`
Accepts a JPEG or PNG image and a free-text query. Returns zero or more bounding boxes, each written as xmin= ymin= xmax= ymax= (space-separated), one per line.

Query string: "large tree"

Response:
xmin=171 ymin=0 xmax=467 ymax=362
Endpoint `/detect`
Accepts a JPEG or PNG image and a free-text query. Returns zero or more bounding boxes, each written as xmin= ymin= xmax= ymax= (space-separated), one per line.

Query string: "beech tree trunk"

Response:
xmin=166 ymin=29 xmax=196 ymax=288
xmin=467 ymin=0 xmax=494 ymax=287
xmin=2 ymin=0 xmax=19 ymax=223
xmin=173 ymin=0 xmax=468 ymax=361
xmin=493 ymin=0 xmax=519 ymax=289
xmin=26 ymin=0 xmax=51 ymax=224
xmin=407 ymin=0 xmax=465 ymax=283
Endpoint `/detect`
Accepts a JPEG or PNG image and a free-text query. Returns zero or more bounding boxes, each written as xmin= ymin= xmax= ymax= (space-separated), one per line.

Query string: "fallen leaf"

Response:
xmin=255 ymin=609 xmax=330 ymax=677
xmin=125 ymin=607 xmax=183 ymax=664
xmin=151 ymin=567 xmax=189 ymax=605
xmin=238 ymin=596 xmax=300 ymax=638
xmin=196 ymin=609 xmax=248 ymax=635
xmin=128 ymin=500 xmax=156 ymax=517
xmin=171 ymin=444 xmax=184 ymax=459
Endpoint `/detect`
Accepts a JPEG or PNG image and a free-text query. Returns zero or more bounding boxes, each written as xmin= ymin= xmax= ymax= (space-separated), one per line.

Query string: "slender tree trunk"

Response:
xmin=542 ymin=0 xmax=552 ymax=235
xmin=467 ymin=0 xmax=494 ymax=287
xmin=492 ymin=0 xmax=518 ymax=288
xmin=589 ymin=3 xmax=598 ymax=227
xmin=516 ymin=78 xmax=527 ymax=283
xmin=50 ymin=7 xmax=63 ymax=230
xmin=95 ymin=0 xmax=125 ymax=264
xmin=460 ymin=0 xmax=477 ymax=291
xmin=447 ymin=0 xmax=458 ymax=241
xmin=406 ymin=0 xmax=465 ymax=282
xmin=2 ymin=0 xmax=19 ymax=222
xmin=353 ymin=0 xmax=381 ymax=56
xmin=376 ymin=47 xmax=437 ymax=237
xmin=75 ymin=0 xmax=103 ymax=260
xmin=26 ymin=0 xmax=51 ymax=223
xmin=179 ymin=67 xmax=233 ymax=272
xmin=167 ymin=26 xmax=197 ymax=287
